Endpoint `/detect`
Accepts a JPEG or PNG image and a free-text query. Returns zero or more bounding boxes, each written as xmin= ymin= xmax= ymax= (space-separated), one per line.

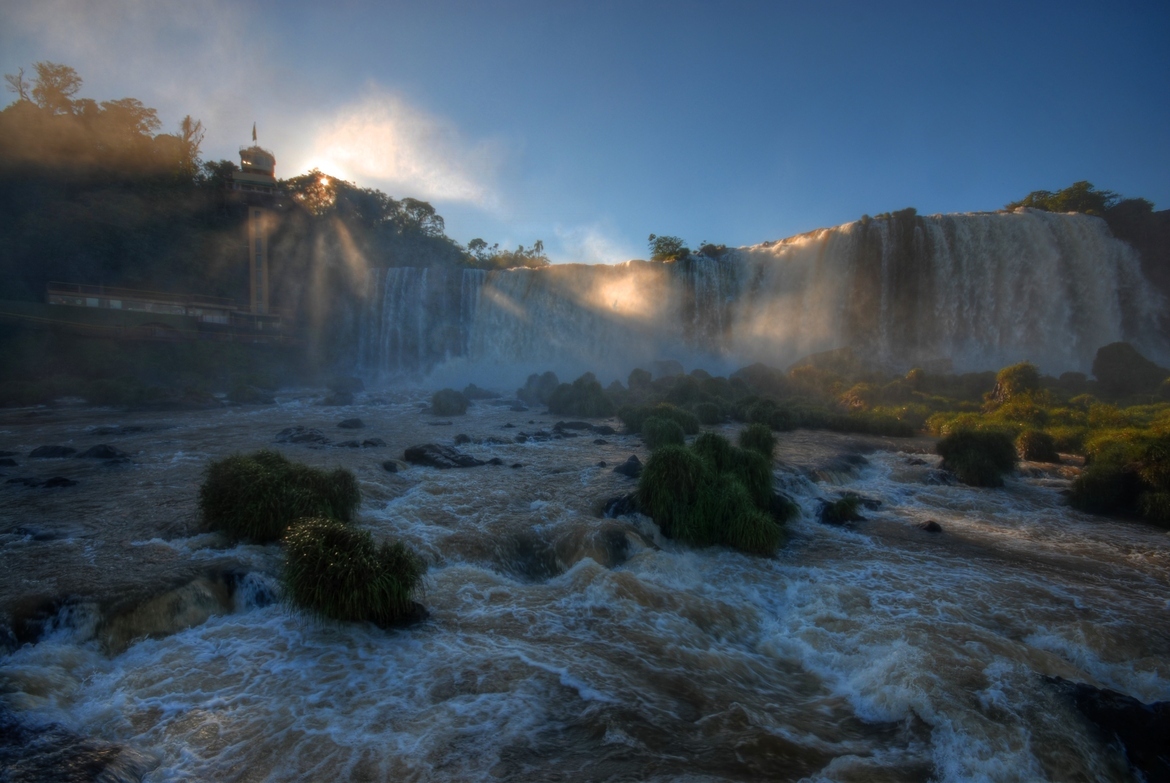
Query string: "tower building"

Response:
xmin=229 ymin=125 xmax=279 ymax=315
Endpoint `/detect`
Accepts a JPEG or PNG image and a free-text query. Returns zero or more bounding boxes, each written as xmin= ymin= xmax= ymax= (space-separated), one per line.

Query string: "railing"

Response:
xmin=47 ymin=282 xmax=239 ymax=310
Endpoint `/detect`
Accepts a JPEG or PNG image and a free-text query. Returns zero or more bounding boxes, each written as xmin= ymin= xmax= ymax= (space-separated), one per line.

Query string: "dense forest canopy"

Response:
xmin=0 ymin=62 xmax=548 ymax=311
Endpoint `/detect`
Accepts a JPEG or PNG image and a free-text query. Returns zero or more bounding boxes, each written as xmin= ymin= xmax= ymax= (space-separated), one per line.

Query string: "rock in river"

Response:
xmin=403 ymin=444 xmax=486 ymax=469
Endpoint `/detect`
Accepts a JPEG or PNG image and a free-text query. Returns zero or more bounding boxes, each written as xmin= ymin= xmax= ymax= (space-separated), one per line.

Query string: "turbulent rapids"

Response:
xmin=1 ymin=395 xmax=1167 ymax=781
xmin=358 ymin=209 xmax=1164 ymax=380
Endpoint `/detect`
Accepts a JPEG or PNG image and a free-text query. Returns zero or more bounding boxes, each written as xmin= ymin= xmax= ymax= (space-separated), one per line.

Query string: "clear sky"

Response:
xmin=2 ymin=0 xmax=1168 ymax=263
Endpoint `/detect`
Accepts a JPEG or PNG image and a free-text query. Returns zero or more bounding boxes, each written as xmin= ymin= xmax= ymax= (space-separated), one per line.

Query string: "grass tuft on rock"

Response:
xmin=694 ymin=402 xmax=722 ymax=425
xmin=283 ymin=517 xmax=425 ymax=625
xmin=738 ymin=423 xmax=776 ymax=459
xmin=199 ymin=450 xmax=360 ymax=542
xmin=937 ymin=429 xmax=1017 ymax=487
xmin=642 ymin=416 xmax=685 ymax=450
xmin=637 ymin=438 xmax=785 ymax=555
xmin=821 ymin=494 xmax=863 ymax=524
xmin=547 ymin=373 xmax=615 ymax=417
xmin=1016 ymin=430 xmax=1060 ymax=463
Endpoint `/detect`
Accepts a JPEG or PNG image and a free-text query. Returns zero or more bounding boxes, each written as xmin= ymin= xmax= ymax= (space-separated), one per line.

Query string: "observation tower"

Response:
xmin=229 ymin=125 xmax=279 ymax=315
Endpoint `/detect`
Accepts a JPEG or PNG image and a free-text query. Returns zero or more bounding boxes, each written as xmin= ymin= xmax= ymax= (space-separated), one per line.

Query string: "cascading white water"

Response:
xmin=358 ymin=210 xmax=1164 ymax=380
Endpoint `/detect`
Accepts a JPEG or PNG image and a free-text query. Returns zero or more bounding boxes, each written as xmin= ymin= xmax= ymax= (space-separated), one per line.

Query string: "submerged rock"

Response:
xmin=454 ymin=433 xmax=472 ymax=445
xmin=613 ymin=455 xmax=643 ymax=478
xmin=361 ymin=438 xmax=386 ymax=448
xmin=462 ymin=383 xmax=501 ymax=400
xmin=591 ymin=424 xmax=617 ymax=436
xmin=1045 ymin=676 xmax=1170 ymax=782
xmin=318 ymin=390 xmax=354 ymax=406
xmin=554 ymin=420 xmax=593 ymax=431
xmin=381 ymin=460 xmax=399 ymax=473
xmin=0 ymin=705 xmax=159 ymax=782
xmin=0 ymin=458 xmax=16 ymax=467
xmin=404 ymin=444 xmax=486 ymax=469
xmin=603 ymin=493 xmax=640 ymax=518
xmin=29 ymin=445 xmax=76 ymax=459
xmin=337 ymin=418 xmax=364 ymax=429
xmin=77 ymin=444 xmax=130 ymax=460
xmin=274 ymin=426 xmax=331 ymax=446
xmin=917 ymin=520 xmax=943 ymax=533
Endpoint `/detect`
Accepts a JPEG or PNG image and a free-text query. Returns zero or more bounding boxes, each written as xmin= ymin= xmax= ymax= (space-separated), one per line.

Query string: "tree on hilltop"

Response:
xmin=1006 ymin=181 xmax=1153 ymax=218
xmin=648 ymin=233 xmax=689 ymax=261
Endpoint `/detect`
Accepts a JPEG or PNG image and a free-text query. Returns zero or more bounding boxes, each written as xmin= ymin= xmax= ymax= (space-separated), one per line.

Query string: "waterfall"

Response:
xmin=358 ymin=210 xmax=1165 ymax=379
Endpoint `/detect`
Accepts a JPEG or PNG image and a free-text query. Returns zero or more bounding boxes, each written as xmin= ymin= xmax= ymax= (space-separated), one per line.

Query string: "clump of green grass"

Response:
xmin=738 ymin=423 xmax=775 ymax=459
xmin=694 ymin=401 xmax=722 ymax=425
xmin=1016 ymin=430 xmax=1060 ymax=463
xmin=547 ymin=372 xmax=615 ymax=417
xmin=636 ymin=445 xmax=707 ymax=538
xmin=618 ymin=402 xmax=700 ymax=435
xmin=1072 ymin=433 xmax=1170 ymax=527
xmin=936 ymin=429 xmax=1017 ymax=487
xmin=637 ymin=435 xmax=785 ymax=555
xmin=199 ymin=450 xmax=360 ymax=542
xmin=283 ymin=517 xmax=425 ymax=625
xmin=431 ymin=388 xmax=469 ymax=416
xmin=642 ymin=416 xmax=685 ymax=450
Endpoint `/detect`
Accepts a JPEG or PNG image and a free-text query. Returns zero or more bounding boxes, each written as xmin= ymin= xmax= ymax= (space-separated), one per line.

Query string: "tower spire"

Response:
xmin=252 ymin=122 xmax=257 ymax=142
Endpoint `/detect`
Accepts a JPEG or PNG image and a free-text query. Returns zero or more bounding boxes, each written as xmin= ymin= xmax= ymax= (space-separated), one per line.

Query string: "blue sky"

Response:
xmin=2 ymin=1 xmax=1168 ymax=263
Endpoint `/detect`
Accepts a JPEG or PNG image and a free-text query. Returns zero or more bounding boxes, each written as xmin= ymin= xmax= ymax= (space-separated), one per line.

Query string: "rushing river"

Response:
xmin=1 ymin=391 xmax=1168 ymax=782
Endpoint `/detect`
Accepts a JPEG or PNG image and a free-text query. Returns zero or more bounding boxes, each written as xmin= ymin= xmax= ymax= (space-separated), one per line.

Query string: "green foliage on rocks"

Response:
xmin=637 ymin=434 xmax=786 ymax=556
xmin=1071 ymin=433 xmax=1170 ymax=527
xmin=738 ymin=423 xmax=776 ymax=459
xmin=937 ymin=430 xmax=1018 ymax=487
xmin=641 ymin=416 xmax=685 ymax=450
xmin=1017 ymin=430 xmax=1060 ymax=463
xmin=431 ymin=388 xmax=469 ymax=416
xmin=547 ymin=372 xmax=615 ymax=417
xmin=199 ymin=450 xmax=360 ymax=542
xmin=618 ymin=402 xmax=700 ymax=435
xmin=283 ymin=517 xmax=425 ymax=625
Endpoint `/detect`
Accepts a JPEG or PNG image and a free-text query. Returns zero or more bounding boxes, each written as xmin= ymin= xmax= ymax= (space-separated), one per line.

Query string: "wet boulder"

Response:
xmin=613 ymin=455 xmax=643 ymax=478
xmin=76 ymin=444 xmax=130 ymax=460
xmin=29 ymin=445 xmax=76 ymax=459
xmin=0 ymin=458 xmax=17 ymax=467
xmin=361 ymin=438 xmax=386 ymax=448
xmin=917 ymin=520 xmax=942 ymax=533
xmin=603 ymin=493 xmax=640 ymax=518
xmin=274 ymin=426 xmax=331 ymax=446
xmin=403 ymin=444 xmax=486 ymax=469
xmin=554 ymin=420 xmax=593 ymax=431
xmin=462 ymin=383 xmax=501 ymax=400
xmin=318 ymin=390 xmax=354 ymax=406
xmin=1091 ymin=342 xmax=1168 ymax=396
xmin=42 ymin=477 xmax=78 ymax=488
xmin=591 ymin=424 xmax=617 ymax=436
xmin=454 ymin=433 xmax=472 ymax=445
xmin=337 ymin=418 xmax=364 ymax=429
xmin=1045 ymin=676 xmax=1170 ymax=782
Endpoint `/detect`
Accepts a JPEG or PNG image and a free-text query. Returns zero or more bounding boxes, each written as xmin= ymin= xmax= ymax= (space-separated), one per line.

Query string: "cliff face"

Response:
xmin=1107 ymin=208 xmax=1170 ymax=329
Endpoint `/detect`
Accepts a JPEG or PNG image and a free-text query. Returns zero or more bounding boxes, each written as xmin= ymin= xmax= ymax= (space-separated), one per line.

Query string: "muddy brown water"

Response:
xmin=0 ymin=391 xmax=1167 ymax=781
